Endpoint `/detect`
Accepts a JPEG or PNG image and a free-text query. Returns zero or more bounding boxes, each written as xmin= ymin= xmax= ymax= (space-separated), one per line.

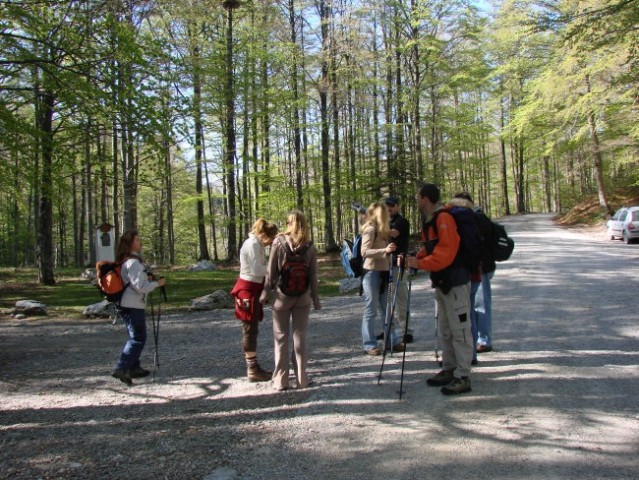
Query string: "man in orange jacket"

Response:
xmin=406 ymin=183 xmax=473 ymax=395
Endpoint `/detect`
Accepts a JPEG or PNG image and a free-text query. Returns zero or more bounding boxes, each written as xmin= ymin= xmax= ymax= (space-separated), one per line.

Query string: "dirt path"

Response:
xmin=1 ymin=214 xmax=638 ymax=480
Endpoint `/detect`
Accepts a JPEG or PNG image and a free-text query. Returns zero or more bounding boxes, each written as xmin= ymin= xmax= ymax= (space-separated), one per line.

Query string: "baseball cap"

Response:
xmin=385 ymin=197 xmax=399 ymax=206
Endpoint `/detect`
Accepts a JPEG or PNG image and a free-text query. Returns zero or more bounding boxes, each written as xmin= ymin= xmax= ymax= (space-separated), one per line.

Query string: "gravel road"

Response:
xmin=1 ymin=213 xmax=638 ymax=480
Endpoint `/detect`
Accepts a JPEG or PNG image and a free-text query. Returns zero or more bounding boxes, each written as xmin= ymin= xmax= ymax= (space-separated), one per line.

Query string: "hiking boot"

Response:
xmin=246 ymin=356 xmax=272 ymax=382
xmin=376 ymin=333 xmax=384 ymax=340
xmin=476 ymin=344 xmax=493 ymax=353
xmin=426 ymin=369 xmax=455 ymax=387
xmin=365 ymin=347 xmax=381 ymax=356
xmin=403 ymin=333 xmax=414 ymax=344
xmin=441 ymin=376 xmax=472 ymax=395
xmin=129 ymin=367 xmax=150 ymax=378
xmin=392 ymin=343 xmax=405 ymax=353
xmin=111 ymin=368 xmax=132 ymax=386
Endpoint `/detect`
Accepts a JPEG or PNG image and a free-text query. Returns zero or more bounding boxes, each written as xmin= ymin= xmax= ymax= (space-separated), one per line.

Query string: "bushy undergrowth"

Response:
xmin=556 ymin=187 xmax=639 ymax=226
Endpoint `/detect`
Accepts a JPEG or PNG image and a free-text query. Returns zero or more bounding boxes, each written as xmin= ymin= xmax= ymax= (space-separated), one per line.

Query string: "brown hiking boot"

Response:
xmin=246 ymin=356 xmax=272 ymax=382
xmin=426 ymin=369 xmax=455 ymax=387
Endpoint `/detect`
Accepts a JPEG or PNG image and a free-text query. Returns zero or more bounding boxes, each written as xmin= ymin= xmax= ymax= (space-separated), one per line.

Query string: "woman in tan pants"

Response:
xmin=260 ymin=210 xmax=321 ymax=391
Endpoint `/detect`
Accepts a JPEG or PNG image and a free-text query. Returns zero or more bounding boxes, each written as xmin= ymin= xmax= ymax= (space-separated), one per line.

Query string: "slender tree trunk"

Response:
xmin=289 ymin=0 xmax=303 ymax=209
xmin=85 ymin=120 xmax=95 ymax=266
xmin=584 ymin=75 xmax=610 ymax=214
xmin=72 ymin=170 xmax=80 ymax=266
xmin=318 ymin=0 xmax=337 ymax=251
xmin=372 ymin=15 xmax=381 ymax=192
xmin=500 ymin=92 xmax=511 ymax=215
xmin=191 ymin=39 xmax=210 ymax=260
xmin=36 ymin=88 xmax=56 ymax=285
xmin=163 ymin=138 xmax=175 ymax=265
xmin=543 ymin=153 xmax=552 ymax=212
xmin=225 ymin=5 xmax=238 ymax=260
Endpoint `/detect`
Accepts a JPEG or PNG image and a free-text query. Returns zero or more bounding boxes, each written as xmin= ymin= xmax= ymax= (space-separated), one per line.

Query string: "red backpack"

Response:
xmin=278 ymin=238 xmax=312 ymax=296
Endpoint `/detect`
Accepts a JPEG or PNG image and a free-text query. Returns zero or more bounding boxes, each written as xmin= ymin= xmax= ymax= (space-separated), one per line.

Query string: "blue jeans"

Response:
xmin=475 ymin=271 xmax=494 ymax=347
xmin=116 ymin=308 xmax=147 ymax=370
xmin=361 ymin=270 xmax=397 ymax=350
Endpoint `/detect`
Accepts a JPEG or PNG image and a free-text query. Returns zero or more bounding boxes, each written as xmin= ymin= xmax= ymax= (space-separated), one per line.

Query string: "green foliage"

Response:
xmin=0 ymin=255 xmax=348 ymax=316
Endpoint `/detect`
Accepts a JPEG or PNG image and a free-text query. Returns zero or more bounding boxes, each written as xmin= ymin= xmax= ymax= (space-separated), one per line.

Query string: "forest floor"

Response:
xmin=1 ymin=213 xmax=638 ymax=480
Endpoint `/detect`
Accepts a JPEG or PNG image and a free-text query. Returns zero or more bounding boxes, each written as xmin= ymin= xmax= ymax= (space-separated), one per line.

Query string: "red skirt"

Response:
xmin=230 ymin=278 xmax=264 ymax=322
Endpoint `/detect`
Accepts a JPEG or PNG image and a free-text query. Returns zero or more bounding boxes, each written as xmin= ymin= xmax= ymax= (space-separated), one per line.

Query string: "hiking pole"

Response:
xmin=378 ymin=257 xmax=403 ymax=385
xmin=434 ymin=299 xmax=442 ymax=367
xmin=151 ymin=293 xmax=162 ymax=381
xmin=397 ymin=270 xmax=412 ymax=399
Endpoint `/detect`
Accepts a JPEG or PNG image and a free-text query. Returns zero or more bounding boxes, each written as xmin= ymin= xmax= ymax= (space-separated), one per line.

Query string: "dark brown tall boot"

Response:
xmin=246 ymin=356 xmax=272 ymax=382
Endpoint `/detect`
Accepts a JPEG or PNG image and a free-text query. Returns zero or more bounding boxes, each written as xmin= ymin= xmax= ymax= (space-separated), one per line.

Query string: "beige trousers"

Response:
xmin=272 ymin=301 xmax=310 ymax=389
xmin=435 ymin=282 xmax=472 ymax=378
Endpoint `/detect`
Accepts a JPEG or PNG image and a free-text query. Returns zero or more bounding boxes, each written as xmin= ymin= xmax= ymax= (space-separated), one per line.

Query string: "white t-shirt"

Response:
xmin=239 ymin=234 xmax=267 ymax=283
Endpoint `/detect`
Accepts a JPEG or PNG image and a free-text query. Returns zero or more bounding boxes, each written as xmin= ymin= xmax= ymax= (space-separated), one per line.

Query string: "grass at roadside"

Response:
xmin=0 ymin=253 xmax=352 ymax=317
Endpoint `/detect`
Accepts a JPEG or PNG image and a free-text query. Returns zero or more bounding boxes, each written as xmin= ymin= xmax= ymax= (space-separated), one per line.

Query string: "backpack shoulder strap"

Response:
xmin=426 ymin=209 xmax=450 ymax=238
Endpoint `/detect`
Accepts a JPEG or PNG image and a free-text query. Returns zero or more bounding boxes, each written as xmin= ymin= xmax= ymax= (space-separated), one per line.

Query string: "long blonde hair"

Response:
xmin=283 ymin=210 xmax=309 ymax=247
xmin=362 ymin=203 xmax=390 ymax=240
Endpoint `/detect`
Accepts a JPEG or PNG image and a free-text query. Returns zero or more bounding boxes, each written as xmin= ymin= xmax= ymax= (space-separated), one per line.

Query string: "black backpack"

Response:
xmin=278 ymin=237 xmax=312 ymax=296
xmin=491 ymin=221 xmax=515 ymax=262
xmin=428 ymin=207 xmax=482 ymax=273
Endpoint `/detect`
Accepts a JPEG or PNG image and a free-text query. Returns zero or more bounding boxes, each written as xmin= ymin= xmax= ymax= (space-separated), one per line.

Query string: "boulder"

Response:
xmin=187 ymin=260 xmax=216 ymax=272
xmin=339 ymin=277 xmax=361 ymax=294
xmin=13 ymin=300 xmax=47 ymax=316
xmin=191 ymin=290 xmax=233 ymax=310
xmin=83 ymin=300 xmax=117 ymax=318
xmin=81 ymin=268 xmax=97 ymax=281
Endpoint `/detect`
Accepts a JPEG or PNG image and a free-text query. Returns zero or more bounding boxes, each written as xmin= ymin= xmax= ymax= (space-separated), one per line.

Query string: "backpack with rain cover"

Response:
xmin=341 ymin=238 xmax=355 ymax=277
xmin=96 ymin=257 xmax=130 ymax=303
xmin=278 ymin=238 xmax=312 ymax=296
xmin=341 ymin=234 xmax=363 ymax=278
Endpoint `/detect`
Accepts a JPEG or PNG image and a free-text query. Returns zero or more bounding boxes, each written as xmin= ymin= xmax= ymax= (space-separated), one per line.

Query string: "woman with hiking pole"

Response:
xmin=360 ymin=202 xmax=404 ymax=356
xmin=230 ymin=218 xmax=279 ymax=382
xmin=111 ymin=230 xmax=166 ymax=386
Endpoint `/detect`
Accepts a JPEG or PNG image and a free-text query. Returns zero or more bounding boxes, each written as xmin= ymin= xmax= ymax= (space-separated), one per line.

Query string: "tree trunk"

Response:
xmin=585 ymin=75 xmax=610 ymax=215
xmin=500 ymin=92 xmax=511 ymax=215
xmin=192 ymin=39 xmax=210 ymax=260
xmin=318 ymin=0 xmax=337 ymax=251
xmin=289 ymin=0 xmax=303 ymax=209
xmin=225 ymin=6 xmax=238 ymax=261
xmin=36 ymin=88 xmax=56 ymax=285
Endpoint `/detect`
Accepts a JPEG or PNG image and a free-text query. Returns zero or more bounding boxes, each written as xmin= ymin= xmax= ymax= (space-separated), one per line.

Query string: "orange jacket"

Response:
xmin=415 ymin=209 xmax=460 ymax=272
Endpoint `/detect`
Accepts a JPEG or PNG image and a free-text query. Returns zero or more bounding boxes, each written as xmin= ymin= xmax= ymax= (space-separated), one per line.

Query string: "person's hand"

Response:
xmin=259 ymin=292 xmax=269 ymax=305
xmin=157 ymin=278 xmax=166 ymax=287
xmin=385 ymin=243 xmax=397 ymax=254
xmin=406 ymin=256 xmax=419 ymax=269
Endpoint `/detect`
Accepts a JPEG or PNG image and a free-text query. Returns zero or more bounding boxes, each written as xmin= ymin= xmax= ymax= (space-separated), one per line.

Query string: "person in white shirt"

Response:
xmin=230 ymin=219 xmax=279 ymax=382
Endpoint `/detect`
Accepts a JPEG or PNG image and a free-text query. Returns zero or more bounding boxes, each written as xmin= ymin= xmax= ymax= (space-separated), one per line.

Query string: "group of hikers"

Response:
xmin=110 ymin=183 xmax=498 ymax=396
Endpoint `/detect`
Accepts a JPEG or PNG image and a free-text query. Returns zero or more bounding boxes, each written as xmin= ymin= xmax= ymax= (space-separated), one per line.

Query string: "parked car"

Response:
xmin=607 ymin=206 xmax=639 ymax=244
